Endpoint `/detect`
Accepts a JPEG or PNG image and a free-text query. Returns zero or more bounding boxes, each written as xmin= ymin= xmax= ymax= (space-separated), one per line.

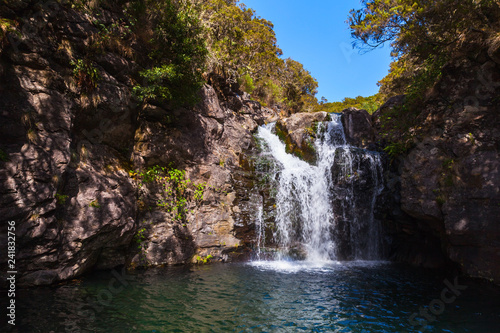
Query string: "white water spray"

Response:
xmin=254 ymin=114 xmax=383 ymax=262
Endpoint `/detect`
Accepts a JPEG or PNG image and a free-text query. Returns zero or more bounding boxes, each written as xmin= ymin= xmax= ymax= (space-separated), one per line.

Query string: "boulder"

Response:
xmin=341 ymin=107 xmax=375 ymax=149
xmin=275 ymin=111 xmax=330 ymax=163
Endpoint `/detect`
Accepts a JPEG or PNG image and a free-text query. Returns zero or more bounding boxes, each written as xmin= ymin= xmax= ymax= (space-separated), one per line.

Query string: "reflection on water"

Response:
xmin=3 ymin=262 xmax=500 ymax=332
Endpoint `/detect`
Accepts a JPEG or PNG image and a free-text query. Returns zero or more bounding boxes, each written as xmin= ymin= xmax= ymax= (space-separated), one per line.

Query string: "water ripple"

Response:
xmin=4 ymin=263 xmax=500 ymax=333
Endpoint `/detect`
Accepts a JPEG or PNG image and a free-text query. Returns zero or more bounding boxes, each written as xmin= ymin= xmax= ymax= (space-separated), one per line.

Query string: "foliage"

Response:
xmin=71 ymin=58 xmax=101 ymax=93
xmin=195 ymin=254 xmax=213 ymax=264
xmin=133 ymin=220 xmax=152 ymax=265
xmin=0 ymin=148 xmax=9 ymax=162
xmin=442 ymin=158 xmax=454 ymax=170
xmin=198 ymin=0 xmax=318 ymax=113
xmin=131 ymin=0 xmax=207 ymax=106
xmin=69 ymin=0 xmax=319 ymax=112
xmin=237 ymin=74 xmax=256 ymax=94
xmin=194 ymin=182 xmax=207 ymax=201
xmin=348 ymin=0 xmax=500 ymax=159
xmin=383 ymin=141 xmax=409 ymax=160
xmin=70 ymin=0 xmax=206 ymax=104
xmin=136 ymin=165 xmax=206 ymax=222
xmin=318 ymin=94 xmax=383 ymax=114
xmin=467 ymin=133 xmax=475 ymax=145
xmin=281 ymin=59 xmax=319 ymax=113
xmin=134 ymin=224 xmax=147 ymax=249
xmin=91 ymin=18 xmax=134 ymax=58
xmin=89 ymin=199 xmax=101 ymax=208
xmin=200 ymin=0 xmax=282 ymax=82
xmin=55 ymin=192 xmax=68 ymax=205
xmin=377 ymin=101 xmax=418 ymax=158
xmin=349 ymin=0 xmax=500 ymax=102
xmin=0 ymin=18 xmax=19 ymax=51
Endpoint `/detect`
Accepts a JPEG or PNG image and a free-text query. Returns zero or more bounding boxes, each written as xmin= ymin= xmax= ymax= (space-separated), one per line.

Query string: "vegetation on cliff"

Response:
xmin=199 ymin=0 xmax=318 ymax=112
xmin=349 ymin=0 xmax=500 ymax=101
xmin=349 ymin=0 xmax=500 ymax=152
xmin=16 ymin=0 xmax=319 ymax=113
xmin=317 ymin=94 xmax=383 ymax=114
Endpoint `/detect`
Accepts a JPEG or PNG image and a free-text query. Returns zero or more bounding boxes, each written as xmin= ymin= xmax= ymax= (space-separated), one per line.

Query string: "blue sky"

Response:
xmin=241 ymin=0 xmax=393 ymax=102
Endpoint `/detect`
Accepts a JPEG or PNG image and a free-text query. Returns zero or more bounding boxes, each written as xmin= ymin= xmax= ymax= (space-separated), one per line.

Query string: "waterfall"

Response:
xmin=254 ymin=113 xmax=384 ymax=262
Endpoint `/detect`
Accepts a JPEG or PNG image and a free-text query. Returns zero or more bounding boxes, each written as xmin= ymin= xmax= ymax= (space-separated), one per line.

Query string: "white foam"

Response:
xmin=248 ymin=260 xmax=390 ymax=273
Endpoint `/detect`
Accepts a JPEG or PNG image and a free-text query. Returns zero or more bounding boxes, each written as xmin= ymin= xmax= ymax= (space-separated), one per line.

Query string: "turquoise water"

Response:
xmin=4 ymin=261 xmax=500 ymax=332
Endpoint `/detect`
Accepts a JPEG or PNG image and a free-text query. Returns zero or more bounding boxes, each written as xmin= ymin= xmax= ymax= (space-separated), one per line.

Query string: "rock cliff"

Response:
xmin=374 ymin=56 xmax=500 ymax=283
xmin=0 ymin=2 xmax=275 ymax=286
xmin=276 ymin=58 xmax=499 ymax=283
xmin=1 ymin=0 xmax=498 ymax=288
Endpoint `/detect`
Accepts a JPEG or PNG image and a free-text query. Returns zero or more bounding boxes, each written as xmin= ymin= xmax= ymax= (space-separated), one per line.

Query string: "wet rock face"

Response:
xmin=330 ymin=148 xmax=383 ymax=260
xmin=275 ymin=111 xmax=330 ymax=163
xmin=0 ymin=4 xmax=270 ymax=286
xmin=376 ymin=58 xmax=500 ymax=283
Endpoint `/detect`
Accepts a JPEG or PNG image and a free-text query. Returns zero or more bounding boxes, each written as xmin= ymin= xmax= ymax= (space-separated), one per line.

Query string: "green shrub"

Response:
xmin=194 ymin=182 xmax=207 ymax=201
xmin=89 ymin=199 xmax=101 ymax=208
xmin=238 ymin=73 xmax=255 ymax=94
xmin=55 ymin=193 xmax=68 ymax=205
xmin=136 ymin=165 xmax=209 ymax=222
xmin=383 ymin=142 xmax=409 ymax=160
xmin=71 ymin=58 xmax=101 ymax=92
xmin=131 ymin=0 xmax=207 ymax=106
xmin=0 ymin=148 xmax=9 ymax=162
xmin=195 ymin=254 xmax=213 ymax=264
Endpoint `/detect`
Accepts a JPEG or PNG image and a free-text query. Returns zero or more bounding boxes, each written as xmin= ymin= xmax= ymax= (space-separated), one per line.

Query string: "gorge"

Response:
xmin=1 ymin=0 xmax=500 ymax=332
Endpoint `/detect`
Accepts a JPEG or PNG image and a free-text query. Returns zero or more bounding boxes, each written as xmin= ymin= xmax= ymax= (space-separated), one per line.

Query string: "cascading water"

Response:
xmin=254 ymin=113 xmax=384 ymax=262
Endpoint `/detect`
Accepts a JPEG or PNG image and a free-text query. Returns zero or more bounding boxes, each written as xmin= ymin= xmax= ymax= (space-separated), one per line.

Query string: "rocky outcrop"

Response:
xmin=375 ymin=57 xmax=500 ymax=283
xmin=341 ymin=107 xmax=375 ymax=149
xmin=0 ymin=3 xmax=139 ymax=286
xmin=275 ymin=111 xmax=330 ymax=163
xmin=0 ymin=3 xmax=272 ymax=286
xmin=130 ymin=84 xmax=267 ymax=267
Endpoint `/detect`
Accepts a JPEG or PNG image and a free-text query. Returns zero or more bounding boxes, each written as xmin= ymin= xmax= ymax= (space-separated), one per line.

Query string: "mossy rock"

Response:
xmin=275 ymin=118 xmax=318 ymax=164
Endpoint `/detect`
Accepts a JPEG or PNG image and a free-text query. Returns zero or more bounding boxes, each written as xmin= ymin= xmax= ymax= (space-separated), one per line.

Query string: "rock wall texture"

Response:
xmin=375 ymin=56 xmax=500 ymax=283
xmin=0 ymin=2 xmax=275 ymax=286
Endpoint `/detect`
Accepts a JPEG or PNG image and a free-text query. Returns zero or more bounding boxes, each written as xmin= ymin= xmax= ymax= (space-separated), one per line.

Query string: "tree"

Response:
xmin=132 ymin=0 xmax=208 ymax=106
xmin=282 ymin=58 xmax=319 ymax=113
xmin=197 ymin=0 xmax=318 ymax=112
xmin=317 ymin=94 xmax=383 ymax=114
xmin=348 ymin=0 xmax=500 ymax=100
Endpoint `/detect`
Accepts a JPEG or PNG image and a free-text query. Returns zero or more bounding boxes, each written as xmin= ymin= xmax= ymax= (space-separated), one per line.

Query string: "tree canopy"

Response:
xmin=317 ymin=94 xmax=383 ymax=114
xmin=349 ymin=0 xmax=500 ymax=99
xmin=198 ymin=0 xmax=318 ymax=112
xmin=61 ymin=0 xmax=319 ymax=112
xmin=131 ymin=0 xmax=208 ymax=106
xmin=348 ymin=0 xmax=500 ymax=155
